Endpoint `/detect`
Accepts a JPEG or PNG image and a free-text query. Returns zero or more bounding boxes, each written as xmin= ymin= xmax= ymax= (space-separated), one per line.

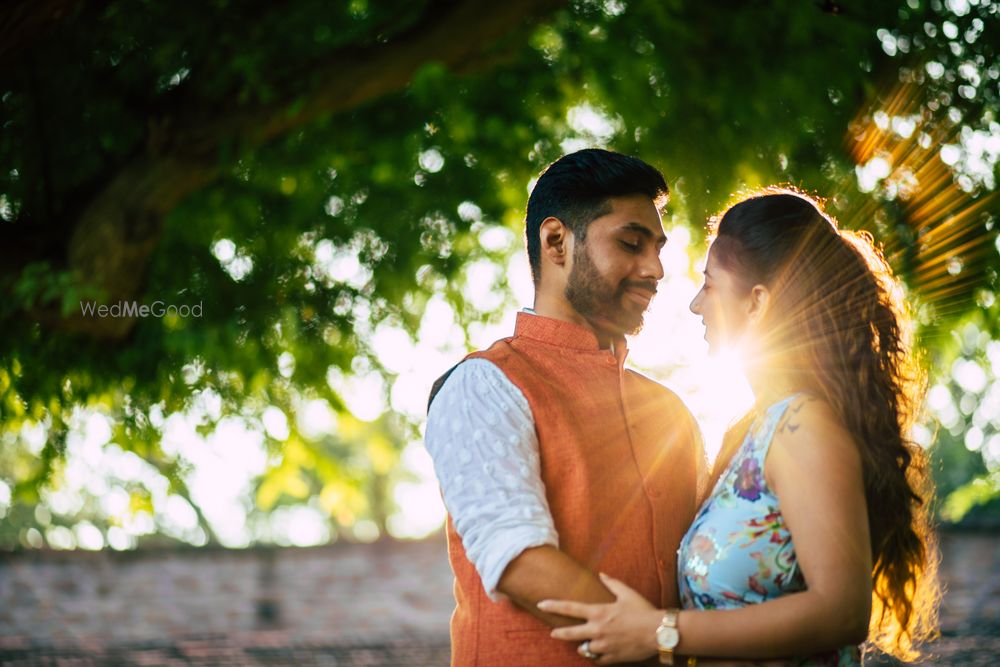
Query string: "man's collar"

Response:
xmin=515 ymin=310 xmax=629 ymax=362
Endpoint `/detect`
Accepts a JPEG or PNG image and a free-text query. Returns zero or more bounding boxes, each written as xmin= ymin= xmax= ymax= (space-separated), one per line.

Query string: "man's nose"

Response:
xmin=639 ymin=249 xmax=665 ymax=282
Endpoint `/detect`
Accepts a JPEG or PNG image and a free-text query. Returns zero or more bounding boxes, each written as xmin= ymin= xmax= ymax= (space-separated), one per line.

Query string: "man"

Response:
xmin=425 ymin=149 xmax=706 ymax=666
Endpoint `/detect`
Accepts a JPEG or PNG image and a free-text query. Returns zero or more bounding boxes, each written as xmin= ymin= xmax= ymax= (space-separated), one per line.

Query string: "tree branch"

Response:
xmin=25 ymin=0 xmax=566 ymax=341
xmin=0 ymin=0 xmax=80 ymax=64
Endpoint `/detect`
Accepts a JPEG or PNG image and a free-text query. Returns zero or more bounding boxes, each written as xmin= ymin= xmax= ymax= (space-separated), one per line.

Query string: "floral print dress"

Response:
xmin=677 ymin=395 xmax=862 ymax=667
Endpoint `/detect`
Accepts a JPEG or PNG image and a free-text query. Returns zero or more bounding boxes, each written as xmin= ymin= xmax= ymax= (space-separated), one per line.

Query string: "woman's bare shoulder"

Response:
xmin=773 ymin=394 xmax=844 ymax=438
xmin=768 ymin=394 xmax=860 ymax=482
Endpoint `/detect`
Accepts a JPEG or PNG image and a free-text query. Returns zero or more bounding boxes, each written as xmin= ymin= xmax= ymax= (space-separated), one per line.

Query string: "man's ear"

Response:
xmin=539 ymin=217 xmax=571 ymax=270
xmin=747 ymin=284 xmax=770 ymax=324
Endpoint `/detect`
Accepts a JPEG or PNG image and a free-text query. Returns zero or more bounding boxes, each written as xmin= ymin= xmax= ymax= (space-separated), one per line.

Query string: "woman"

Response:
xmin=537 ymin=190 xmax=940 ymax=665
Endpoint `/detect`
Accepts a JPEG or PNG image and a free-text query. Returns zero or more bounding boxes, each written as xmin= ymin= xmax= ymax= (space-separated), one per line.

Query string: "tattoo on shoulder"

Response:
xmin=775 ymin=396 xmax=817 ymax=436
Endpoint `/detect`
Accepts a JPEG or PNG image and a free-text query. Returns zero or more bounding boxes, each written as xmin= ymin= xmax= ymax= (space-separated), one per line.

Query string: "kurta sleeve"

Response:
xmin=424 ymin=358 xmax=558 ymax=600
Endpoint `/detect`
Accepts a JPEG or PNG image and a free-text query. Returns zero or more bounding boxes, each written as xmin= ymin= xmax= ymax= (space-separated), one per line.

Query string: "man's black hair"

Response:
xmin=525 ymin=148 xmax=668 ymax=286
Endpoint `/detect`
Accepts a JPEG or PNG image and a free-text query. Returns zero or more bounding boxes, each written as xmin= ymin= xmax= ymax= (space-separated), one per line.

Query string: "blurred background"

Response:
xmin=0 ymin=0 xmax=998 ymax=664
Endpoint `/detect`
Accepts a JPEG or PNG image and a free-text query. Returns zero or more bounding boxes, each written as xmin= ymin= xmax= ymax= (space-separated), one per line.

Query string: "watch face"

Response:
xmin=656 ymin=626 xmax=679 ymax=649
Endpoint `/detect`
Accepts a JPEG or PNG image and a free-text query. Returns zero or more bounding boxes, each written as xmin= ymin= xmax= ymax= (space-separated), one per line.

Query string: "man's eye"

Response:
xmin=620 ymin=241 xmax=640 ymax=252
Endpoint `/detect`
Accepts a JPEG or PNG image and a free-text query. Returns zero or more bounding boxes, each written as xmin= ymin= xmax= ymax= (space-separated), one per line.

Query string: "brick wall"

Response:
xmin=0 ymin=531 xmax=998 ymax=666
xmin=0 ymin=536 xmax=454 ymax=665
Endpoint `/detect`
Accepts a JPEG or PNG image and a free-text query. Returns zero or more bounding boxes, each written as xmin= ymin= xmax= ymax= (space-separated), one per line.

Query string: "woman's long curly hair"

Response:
xmin=708 ymin=188 xmax=940 ymax=660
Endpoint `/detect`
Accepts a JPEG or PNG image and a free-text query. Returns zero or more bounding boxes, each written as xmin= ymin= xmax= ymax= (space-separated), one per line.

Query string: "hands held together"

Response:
xmin=538 ymin=573 xmax=791 ymax=667
xmin=538 ymin=572 xmax=661 ymax=665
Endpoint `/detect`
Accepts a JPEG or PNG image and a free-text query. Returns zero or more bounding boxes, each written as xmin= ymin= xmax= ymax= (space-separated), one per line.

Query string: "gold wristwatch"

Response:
xmin=655 ymin=609 xmax=680 ymax=665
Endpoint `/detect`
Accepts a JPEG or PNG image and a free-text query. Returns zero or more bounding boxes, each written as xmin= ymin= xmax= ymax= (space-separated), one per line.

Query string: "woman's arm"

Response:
xmin=673 ymin=398 xmax=873 ymax=657
xmin=540 ymin=398 xmax=873 ymax=662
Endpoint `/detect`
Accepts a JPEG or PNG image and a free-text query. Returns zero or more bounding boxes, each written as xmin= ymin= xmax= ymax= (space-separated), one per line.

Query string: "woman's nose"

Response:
xmin=689 ymin=289 xmax=702 ymax=315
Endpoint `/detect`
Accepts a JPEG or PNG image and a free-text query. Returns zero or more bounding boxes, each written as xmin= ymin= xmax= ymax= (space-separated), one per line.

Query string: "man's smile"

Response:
xmin=623 ymin=285 xmax=657 ymax=308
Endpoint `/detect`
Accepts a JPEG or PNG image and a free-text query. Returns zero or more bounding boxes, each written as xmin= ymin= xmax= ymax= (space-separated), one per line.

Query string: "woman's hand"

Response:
xmin=700 ymin=661 xmax=794 ymax=667
xmin=537 ymin=572 xmax=662 ymax=665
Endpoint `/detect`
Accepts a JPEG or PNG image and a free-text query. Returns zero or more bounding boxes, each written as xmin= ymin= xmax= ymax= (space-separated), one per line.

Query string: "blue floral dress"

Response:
xmin=677 ymin=395 xmax=862 ymax=667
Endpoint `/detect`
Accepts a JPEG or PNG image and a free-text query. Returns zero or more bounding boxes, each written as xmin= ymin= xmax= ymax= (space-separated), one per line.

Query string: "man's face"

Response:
xmin=564 ymin=194 xmax=666 ymax=337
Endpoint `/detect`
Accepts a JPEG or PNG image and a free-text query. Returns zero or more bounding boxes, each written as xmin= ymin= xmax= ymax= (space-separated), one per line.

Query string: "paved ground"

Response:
xmin=0 ymin=530 xmax=996 ymax=665
xmin=903 ymin=530 xmax=1000 ymax=666
xmin=0 ymin=638 xmax=452 ymax=666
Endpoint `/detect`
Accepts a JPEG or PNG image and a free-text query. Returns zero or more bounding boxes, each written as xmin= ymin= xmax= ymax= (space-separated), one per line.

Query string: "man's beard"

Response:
xmin=564 ymin=243 xmax=654 ymax=336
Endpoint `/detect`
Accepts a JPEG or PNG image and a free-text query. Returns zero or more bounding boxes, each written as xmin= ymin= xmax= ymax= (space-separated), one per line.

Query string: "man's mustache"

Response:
xmin=619 ymin=280 xmax=658 ymax=296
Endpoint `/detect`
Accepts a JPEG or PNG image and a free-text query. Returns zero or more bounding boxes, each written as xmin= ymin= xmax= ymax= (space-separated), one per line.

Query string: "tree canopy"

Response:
xmin=1 ymin=0 xmax=998 ymax=548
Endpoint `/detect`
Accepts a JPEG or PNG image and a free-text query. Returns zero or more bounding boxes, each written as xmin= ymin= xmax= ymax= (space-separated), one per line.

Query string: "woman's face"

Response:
xmin=689 ymin=244 xmax=754 ymax=353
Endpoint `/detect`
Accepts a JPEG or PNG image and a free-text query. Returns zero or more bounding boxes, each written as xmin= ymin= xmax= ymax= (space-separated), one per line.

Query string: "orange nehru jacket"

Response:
xmin=445 ymin=312 xmax=705 ymax=666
